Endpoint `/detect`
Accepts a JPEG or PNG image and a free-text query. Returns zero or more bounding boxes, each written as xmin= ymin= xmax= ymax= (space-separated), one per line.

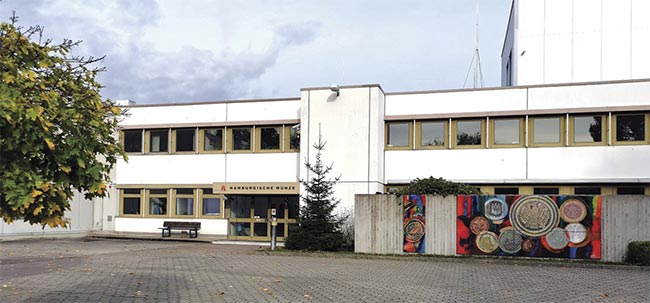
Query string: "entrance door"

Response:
xmin=226 ymin=195 xmax=298 ymax=241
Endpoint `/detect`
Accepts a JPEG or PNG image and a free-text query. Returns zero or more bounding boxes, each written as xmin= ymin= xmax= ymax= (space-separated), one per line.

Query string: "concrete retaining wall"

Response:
xmin=356 ymin=194 xmax=650 ymax=262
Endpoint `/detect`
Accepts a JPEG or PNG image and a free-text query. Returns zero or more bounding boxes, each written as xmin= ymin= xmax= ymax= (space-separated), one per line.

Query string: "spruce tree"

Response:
xmin=285 ymin=134 xmax=344 ymax=251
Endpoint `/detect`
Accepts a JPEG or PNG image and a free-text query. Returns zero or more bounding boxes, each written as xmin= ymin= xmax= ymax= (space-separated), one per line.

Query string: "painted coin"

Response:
xmin=475 ymin=231 xmax=499 ymax=253
xmin=470 ymin=216 xmax=490 ymax=235
xmin=559 ymin=199 xmax=587 ymax=223
xmin=484 ymin=198 xmax=508 ymax=221
xmin=545 ymin=227 xmax=569 ymax=250
xmin=509 ymin=195 xmax=560 ymax=238
xmin=521 ymin=238 xmax=535 ymax=253
xmin=404 ymin=218 xmax=425 ymax=243
xmin=565 ymin=223 xmax=588 ymax=244
xmin=498 ymin=227 xmax=523 ymax=254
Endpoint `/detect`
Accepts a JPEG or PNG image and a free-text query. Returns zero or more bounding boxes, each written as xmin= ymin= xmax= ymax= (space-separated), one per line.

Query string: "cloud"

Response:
xmin=1 ymin=0 xmax=320 ymax=104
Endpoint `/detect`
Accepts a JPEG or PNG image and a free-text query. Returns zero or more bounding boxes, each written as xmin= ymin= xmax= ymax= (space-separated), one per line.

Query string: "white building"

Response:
xmin=2 ymin=1 xmax=649 ymax=240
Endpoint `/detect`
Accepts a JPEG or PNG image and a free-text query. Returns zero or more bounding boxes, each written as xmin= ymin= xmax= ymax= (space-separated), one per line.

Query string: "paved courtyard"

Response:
xmin=0 ymin=238 xmax=648 ymax=302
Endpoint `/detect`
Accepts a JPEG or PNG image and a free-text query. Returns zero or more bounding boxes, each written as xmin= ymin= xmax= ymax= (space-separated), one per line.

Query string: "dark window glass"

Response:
xmin=175 ymin=128 xmax=195 ymax=152
xmin=229 ymin=222 xmax=250 ymax=237
xmin=203 ymin=129 xmax=223 ymax=151
xmin=123 ymin=189 xmax=141 ymax=195
xmin=176 ymin=188 xmax=194 ymax=195
xmin=123 ymin=130 xmax=142 ymax=153
xmin=276 ymin=223 xmax=285 ymax=237
xmin=494 ymin=119 xmax=520 ymax=145
xmin=232 ymin=128 xmax=251 ymax=150
xmin=574 ymin=116 xmax=602 ymax=143
xmin=456 ymin=120 xmax=482 ymax=145
xmin=495 ymin=187 xmax=519 ymax=195
xmin=533 ymin=187 xmax=559 ymax=195
xmin=533 ymin=117 xmax=561 ymax=143
xmin=616 ymin=114 xmax=645 ymax=141
xmin=617 ymin=187 xmax=645 ymax=195
xmin=202 ymin=188 xmax=213 ymax=195
xmin=123 ymin=197 xmax=140 ymax=214
xmin=149 ymin=189 xmax=167 ymax=195
xmin=149 ymin=129 xmax=169 ymax=152
xmin=149 ymin=197 xmax=167 ymax=215
xmin=574 ymin=187 xmax=601 ymax=195
xmin=387 ymin=123 xmax=409 ymax=147
xmin=287 ymin=197 xmax=299 ymax=219
xmin=230 ymin=196 xmax=252 ymax=218
xmin=202 ymin=198 xmax=221 ymax=215
xmin=421 ymin=121 xmax=445 ymax=146
xmin=254 ymin=223 xmax=268 ymax=237
xmin=289 ymin=125 xmax=300 ymax=150
xmin=260 ymin=127 xmax=281 ymax=150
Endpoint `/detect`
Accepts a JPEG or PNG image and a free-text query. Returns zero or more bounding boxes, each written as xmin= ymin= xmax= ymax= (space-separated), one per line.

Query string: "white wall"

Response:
xmin=115 ymin=217 xmax=227 ymax=235
xmin=509 ymin=0 xmax=650 ymax=85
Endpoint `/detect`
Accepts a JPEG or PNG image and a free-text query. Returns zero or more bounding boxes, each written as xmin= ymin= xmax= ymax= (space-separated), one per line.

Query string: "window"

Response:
xmin=570 ymin=115 xmax=605 ymax=145
xmin=416 ymin=120 xmax=446 ymax=148
xmin=147 ymin=189 xmax=168 ymax=216
xmin=147 ymin=129 xmax=169 ymax=153
xmin=617 ymin=186 xmax=645 ymax=195
xmin=386 ymin=122 xmax=412 ymax=149
xmin=453 ymin=119 xmax=484 ymax=148
xmin=533 ymin=187 xmax=559 ymax=195
xmin=494 ymin=187 xmax=519 ymax=195
xmin=200 ymin=128 xmax=224 ymax=153
xmin=229 ymin=127 xmax=252 ymax=152
xmin=491 ymin=118 xmax=523 ymax=147
xmin=174 ymin=128 xmax=196 ymax=153
xmin=122 ymin=130 xmax=142 ymax=153
xmin=574 ymin=187 xmax=601 ymax=195
xmin=614 ymin=113 xmax=648 ymax=144
xmin=257 ymin=126 xmax=281 ymax=152
xmin=285 ymin=124 xmax=300 ymax=151
xmin=200 ymin=188 xmax=222 ymax=217
xmin=121 ymin=189 xmax=142 ymax=216
xmin=173 ymin=189 xmax=195 ymax=216
xmin=530 ymin=116 xmax=564 ymax=147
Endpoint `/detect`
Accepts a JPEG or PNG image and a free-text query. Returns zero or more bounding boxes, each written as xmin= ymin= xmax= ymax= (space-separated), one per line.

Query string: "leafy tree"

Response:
xmin=285 ymin=134 xmax=345 ymax=251
xmin=0 ymin=17 xmax=125 ymax=227
xmin=396 ymin=177 xmax=481 ymax=196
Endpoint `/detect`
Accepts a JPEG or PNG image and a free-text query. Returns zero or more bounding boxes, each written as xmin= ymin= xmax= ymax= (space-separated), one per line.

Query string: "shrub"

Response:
xmin=624 ymin=241 xmax=650 ymax=266
xmin=396 ymin=177 xmax=481 ymax=196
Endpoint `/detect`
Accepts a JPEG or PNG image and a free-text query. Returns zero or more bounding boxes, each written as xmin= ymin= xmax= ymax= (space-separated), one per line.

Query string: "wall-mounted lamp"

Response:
xmin=330 ymin=84 xmax=340 ymax=96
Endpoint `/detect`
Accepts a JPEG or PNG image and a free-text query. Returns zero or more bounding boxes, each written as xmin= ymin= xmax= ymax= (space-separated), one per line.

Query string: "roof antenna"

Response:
xmin=463 ymin=0 xmax=485 ymax=88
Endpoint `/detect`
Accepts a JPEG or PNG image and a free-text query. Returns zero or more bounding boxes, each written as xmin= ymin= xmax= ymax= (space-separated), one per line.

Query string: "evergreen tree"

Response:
xmin=285 ymin=134 xmax=344 ymax=251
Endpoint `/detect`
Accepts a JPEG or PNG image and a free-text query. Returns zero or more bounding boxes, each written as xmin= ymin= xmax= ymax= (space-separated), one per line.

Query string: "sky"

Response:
xmin=1 ymin=0 xmax=513 ymax=104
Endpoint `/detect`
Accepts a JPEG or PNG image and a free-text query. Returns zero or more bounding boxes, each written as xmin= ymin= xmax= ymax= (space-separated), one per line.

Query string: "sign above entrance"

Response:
xmin=213 ymin=182 xmax=300 ymax=194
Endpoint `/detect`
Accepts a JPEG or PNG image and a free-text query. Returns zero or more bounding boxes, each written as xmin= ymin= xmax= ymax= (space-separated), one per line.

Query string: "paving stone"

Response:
xmin=0 ymin=238 xmax=648 ymax=302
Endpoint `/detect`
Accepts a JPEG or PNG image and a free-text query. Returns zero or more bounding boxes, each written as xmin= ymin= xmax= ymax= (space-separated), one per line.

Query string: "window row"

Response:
xmin=122 ymin=124 xmax=300 ymax=154
xmin=120 ymin=188 xmax=223 ymax=218
xmin=386 ymin=112 xmax=650 ymax=149
xmin=385 ymin=184 xmax=650 ymax=196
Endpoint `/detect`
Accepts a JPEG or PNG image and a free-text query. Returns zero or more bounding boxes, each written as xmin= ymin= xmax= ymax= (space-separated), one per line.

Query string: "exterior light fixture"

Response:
xmin=330 ymin=84 xmax=340 ymax=96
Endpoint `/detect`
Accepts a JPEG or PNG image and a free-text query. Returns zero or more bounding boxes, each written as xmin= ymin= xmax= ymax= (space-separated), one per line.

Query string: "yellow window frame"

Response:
xmin=198 ymin=127 xmax=225 ymax=154
xmin=227 ymin=126 xmax=253 ymax=153
xmin=120 ymin=129 xmax=144 ymax=154
xmin=385 ymin=121 xmax=413 ymax=150
xmin=416 ymin=120 xmax=448 ymax=149
xmin=612 ymin=112 xmax=650 ymax=145
xmin=528 ymin=116 xmax=566 ymax=147
xmin=119 ymin=188 xmax=143 ymax=217
xmin=451 ymin=119 xmax=486 ymax=149
xmin=171 ymin=188 xmax=197 ymax=218
xmin=144 ymin=129 xmax=171 ymax=154
xmin=171 ymin=128 xmax=197 ymax=154
xmin=284 ymin=124 xmax=300 ymax=152
xmin=569 ymin=114 xmax=607 ymax=146
xmin=198 ymin=188 xmax=224 ymax=218
xmin=145 ymin=189 xmax=170 ymax=217
xmin=255 ymin=125 xmax=283 ymax=153
xmin=490 ymin=117 xmax=525 ymax=148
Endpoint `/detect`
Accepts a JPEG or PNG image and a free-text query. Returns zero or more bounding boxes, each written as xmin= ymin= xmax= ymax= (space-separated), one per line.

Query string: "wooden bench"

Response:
xmin=159 ymin=221 xmax=201 ymax=238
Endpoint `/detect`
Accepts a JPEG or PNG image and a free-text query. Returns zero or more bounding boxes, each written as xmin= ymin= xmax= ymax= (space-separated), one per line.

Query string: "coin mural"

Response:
xmin=565 ymin=223 xmax=588 ymax=244
xmin=545 ymin=227 xmax=569 ymax=250
xmin=559 ymin=199 xmax=587 ymax=223
xmin=404 ymin=218 xmax=425 ymax=243
xmin=484 ymin=198 xmax=508 ymax=221
xmin=469 ymin=216 xmax=490 ymax=235
xmin=498 ymin=227 xmax=523 ymax=254
xmin=509 ymin=195 xmax=559 ymax=238
xmin=475 ymin=231 xmax=499 ymax=253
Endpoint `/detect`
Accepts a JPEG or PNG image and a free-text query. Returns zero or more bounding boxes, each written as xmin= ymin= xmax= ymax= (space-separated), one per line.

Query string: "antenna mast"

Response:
xmin=463 ymin=0 xmax=484 ymax=88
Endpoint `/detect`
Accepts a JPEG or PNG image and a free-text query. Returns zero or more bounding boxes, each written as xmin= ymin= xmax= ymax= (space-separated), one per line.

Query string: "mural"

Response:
xmin=404 ymin=195 xmax=426 ymax=253
xmin=457 ymin=195 xmax=601 ymax=259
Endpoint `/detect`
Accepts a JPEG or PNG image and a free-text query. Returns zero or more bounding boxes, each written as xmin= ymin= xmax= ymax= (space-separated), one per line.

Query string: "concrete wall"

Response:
xmin=356 ymin=194 xmax=650 ymax=262
xmin=602 ymin=195 xmax=650 ymax=262
xmin=507 ymin=0 xmax=650 ymax=85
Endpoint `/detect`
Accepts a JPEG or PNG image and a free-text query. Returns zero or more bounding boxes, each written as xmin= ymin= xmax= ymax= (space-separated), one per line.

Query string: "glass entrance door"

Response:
xmin=227 ymin=195 xmax=298 ymax=241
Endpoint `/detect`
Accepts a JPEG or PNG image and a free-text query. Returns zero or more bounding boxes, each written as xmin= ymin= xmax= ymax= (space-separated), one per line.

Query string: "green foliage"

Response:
xmin=624 ymin=241 xmax=650 ymax=266
xmin=285 ymin=135 xmax=345 ymax=251
xmin=396 ymin=177 xmax=481 ymax=196
xmin=0 ymin=19 xmax=125 ymax=228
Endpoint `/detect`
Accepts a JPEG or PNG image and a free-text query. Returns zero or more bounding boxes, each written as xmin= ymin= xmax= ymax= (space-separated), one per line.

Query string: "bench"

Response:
xmin=159 ymin=221 xmax=201 ymax=238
